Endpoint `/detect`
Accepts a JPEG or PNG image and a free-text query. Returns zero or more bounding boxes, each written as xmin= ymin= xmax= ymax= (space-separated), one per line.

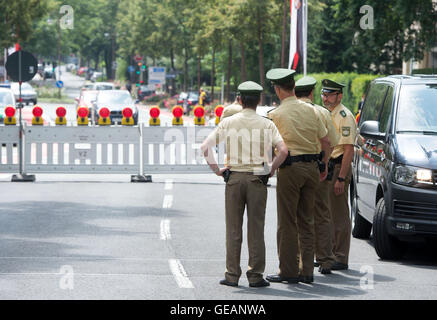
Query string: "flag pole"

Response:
xmin=303 ymin=0 xmax=308 ymax=76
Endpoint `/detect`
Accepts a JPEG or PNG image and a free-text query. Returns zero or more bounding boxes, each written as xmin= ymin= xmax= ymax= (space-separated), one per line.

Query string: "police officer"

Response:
xmin=201 ymin=81 xmax=288 ymax=288
xmin=265 ymin=69 xmax=331 ymax=284
xmin=294 ymin=76 xmax=339 ymax=274
xmin=221 ymin=95 xmax=243 ymax=120
xmin=321 ymin=79 xmax=357 ymax=270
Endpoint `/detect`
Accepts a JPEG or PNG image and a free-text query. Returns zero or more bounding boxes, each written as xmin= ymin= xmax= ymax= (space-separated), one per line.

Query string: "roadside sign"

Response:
xmin=148 ymin=66 xmax=166 ymax=85
xmin=5 ymin=50 xmax=38 ymax=82
xmin=134 ymin=54 xmax=143 ymax=62
xmin=56 ymin=80 xmax=64 ymax=88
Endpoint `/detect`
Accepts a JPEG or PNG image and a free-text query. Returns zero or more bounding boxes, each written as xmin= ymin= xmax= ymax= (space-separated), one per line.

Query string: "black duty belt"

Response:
xmin=280 ymin=153 xmax=320 ymax=168
xmin=330 ymin=155 xmax=343 ymax=165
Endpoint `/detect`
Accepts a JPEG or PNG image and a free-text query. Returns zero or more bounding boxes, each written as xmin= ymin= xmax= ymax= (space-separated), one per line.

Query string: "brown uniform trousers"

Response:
xmin=313 ymin=179 xmax=337 ymax=268
xmin=277 ymin=161 xmax=319 ymax=278
xmin=225 ymin=172 xmax=267 ymax=284
xmin=328 ymin=163 xmax=352 ymax=265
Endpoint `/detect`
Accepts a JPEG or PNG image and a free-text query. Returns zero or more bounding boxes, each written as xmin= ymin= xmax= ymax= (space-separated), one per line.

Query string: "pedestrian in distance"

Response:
xmin=201 ymin=81 xmax=288 ymax=288
xmin=265 ymin=68 xmax=331 ymax=285
xmin=321 ymin=79 xmax=358 ymax=271
xmin=294 ymin=76 xmax=339 ymax=275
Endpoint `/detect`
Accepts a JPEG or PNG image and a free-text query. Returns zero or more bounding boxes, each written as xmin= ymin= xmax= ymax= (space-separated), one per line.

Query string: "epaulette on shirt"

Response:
xmin=340 ymin=110 xmax=347 ymax=118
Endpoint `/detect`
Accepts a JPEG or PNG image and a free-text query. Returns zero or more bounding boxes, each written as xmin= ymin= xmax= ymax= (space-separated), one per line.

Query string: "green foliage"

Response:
xmin=116 ymin=58 xmax=128 ymax=81
xmin=296 ymin=73 xmax=381 ymax=113
xmin=4 ymin=0 xmax=436 ymax=93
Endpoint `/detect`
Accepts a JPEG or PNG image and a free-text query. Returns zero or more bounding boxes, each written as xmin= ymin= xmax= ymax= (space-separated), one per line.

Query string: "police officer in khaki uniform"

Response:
xmin=221 ymin=96 xmax=243 ymax=120
xmin=265 ymin=69 xmax=332 ymax=284
xmin=321 ymin=79 xmax=357 ymax=270
xmin=295 ymin=76 xmax=339 ymax=274
xmin=201 ymin=81 xmax=288 ymax=288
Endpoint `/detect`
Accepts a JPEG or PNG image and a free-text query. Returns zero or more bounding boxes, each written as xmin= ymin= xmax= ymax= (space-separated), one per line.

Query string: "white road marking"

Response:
xmin=168 ymin=259 xmax=194 ymax=289
xmin=164 ymin=179 xmax=174 ymax=190
xmin=162 ymin=194 xmax=173 ymax=209
xmin=160 ymin=219 xmax=171 ymax=240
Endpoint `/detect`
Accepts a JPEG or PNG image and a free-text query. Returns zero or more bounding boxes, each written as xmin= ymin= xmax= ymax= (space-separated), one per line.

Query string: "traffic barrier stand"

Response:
xmin=98 ymin=107 xmax=111 ymax=126
xmin=77 ymin=106 xmax=89 ymax=126
xmin=193 ymin=105 xmax=205 ymax=126
xmin=55 ymin=106 xmax=67 ymax=125
xmin=172 ymin=105 xmax=184 ymax=126
xmin=122 ymin=107 xmax=134 ymax=126
xmin=4 ymin=106 xmax=16 ymax=125
xmin=214 ymin=105 xmax=224 ymax=125
xmin=31 ymin=106 xmax=44 ymax=125
xmin=149 ymin=106 xmax=160 ymax=126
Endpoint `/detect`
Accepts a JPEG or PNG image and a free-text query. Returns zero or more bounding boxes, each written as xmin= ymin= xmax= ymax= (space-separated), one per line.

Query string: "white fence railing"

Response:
xmin=0 ymin=124 xmax=224 ymax=179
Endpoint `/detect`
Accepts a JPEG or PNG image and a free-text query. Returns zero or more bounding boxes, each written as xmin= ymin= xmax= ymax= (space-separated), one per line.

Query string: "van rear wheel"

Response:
xmin=373 ymin=198 xmax=406 ymax=260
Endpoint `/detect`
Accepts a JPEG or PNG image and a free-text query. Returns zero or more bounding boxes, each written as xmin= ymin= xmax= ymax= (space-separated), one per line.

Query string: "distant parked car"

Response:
xmin=93 ymin=90 xmax=138 ymax=125
xmin=0 ymin=88 xmax=16 ymax=124
xmin=44 ymin=66 xmax=54 ymax=79
xmin=78 ymin=67 xmax=88 ymax=76
xmin=11 ymin=82 xmax=37 ymax=105
xmin=82 ymin=82 xmax=114 ymax=91
xmin=138 ymin=85 xmax=155 ymax=101
xmin=91 ymin=71 xmax=103 ymax=82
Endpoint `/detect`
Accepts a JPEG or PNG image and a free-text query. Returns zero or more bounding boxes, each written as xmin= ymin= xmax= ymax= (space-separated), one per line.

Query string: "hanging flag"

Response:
xmin=289 ymin=0 xmax=304 ymax=71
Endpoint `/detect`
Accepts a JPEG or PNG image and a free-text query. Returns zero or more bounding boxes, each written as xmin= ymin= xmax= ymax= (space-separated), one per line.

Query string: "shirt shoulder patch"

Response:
xmin=342 ymin=126 xmax=351 ymax=137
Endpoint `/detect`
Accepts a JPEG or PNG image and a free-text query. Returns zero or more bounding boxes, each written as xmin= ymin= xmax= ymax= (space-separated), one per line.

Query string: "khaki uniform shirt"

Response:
xmin=329 ymin=103 xmax=357 ymax=159
xmin=205 ymin=108 xmax=283 ymax=173
xmin=301 ymin=97 xmax=339 ymax=153
xmin=221 ymin=103 xmax=243 ymax=119
xmin=268 ymin=96 xmax=327 ymax=156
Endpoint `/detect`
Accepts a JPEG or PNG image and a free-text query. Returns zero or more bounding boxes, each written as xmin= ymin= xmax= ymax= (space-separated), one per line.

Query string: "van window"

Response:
xmin=379 ymin=86 xmax=394 ymax=133
xmin=396 ymin=84 xmax=437 ymax=133
xmin=360 ymin=83 xmax=388 ymax=125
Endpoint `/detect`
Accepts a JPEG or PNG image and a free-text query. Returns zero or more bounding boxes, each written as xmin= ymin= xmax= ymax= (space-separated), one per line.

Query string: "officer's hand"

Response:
xmin=320 ymin=166 xmax=328 ymax=182
xmin=216 ymin=168 xmax=228 ymax=177
xmin=334 ymin=180 xmax=345 ymax=196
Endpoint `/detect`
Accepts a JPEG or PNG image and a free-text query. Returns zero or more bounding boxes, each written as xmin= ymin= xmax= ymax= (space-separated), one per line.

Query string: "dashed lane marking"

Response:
xmin=168 ymin=259 xmax=194 ymax=289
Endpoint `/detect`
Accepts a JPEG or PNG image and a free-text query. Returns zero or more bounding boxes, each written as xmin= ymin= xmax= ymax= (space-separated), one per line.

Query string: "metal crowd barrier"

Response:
xmin=0 ymin=126 xmax=20 ymax=173
xmin=0 ymin=124 xmax=224 ymax=181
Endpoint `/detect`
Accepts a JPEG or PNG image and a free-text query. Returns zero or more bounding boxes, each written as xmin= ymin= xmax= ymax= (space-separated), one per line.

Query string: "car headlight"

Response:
xmin=393 ymin=165 xmax=433 ymax=186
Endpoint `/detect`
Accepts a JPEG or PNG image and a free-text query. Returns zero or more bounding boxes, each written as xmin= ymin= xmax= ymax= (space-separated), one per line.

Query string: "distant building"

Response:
xmin=403 ymin=45 xmax=437 ymax=75
xmin=403 ymin=0 xmax=437 ymax=75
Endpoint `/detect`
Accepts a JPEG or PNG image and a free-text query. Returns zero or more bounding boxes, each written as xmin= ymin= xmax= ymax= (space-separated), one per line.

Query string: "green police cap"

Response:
xmin=295 ymin=76 xmax=317 ymax=92
xmin=237 ymin=81 xmax=263 ymax=96
xmin=321 ymin=79 xmax=345 ymax=93
xmin=266 ymin=68 xmax=296 ymax=85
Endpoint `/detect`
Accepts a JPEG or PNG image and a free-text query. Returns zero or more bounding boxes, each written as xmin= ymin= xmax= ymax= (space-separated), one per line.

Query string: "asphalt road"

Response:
xmin=2 ymin=67 xmax=436 ymax=301
xmin=0 ymin=173 xmax=436 ymax=300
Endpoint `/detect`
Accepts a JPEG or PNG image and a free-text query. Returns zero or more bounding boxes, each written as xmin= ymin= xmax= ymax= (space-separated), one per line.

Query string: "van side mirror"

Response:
xmin=360 ymin=120 xmax=386 ymax=139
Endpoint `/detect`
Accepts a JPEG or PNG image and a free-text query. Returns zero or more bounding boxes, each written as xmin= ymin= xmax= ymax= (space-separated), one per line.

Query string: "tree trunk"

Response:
xmin=226 ymin=41 xmax=232 ymax=103
xmin=211 ymin=47 xmax=215 ymax=103
xmin=257 ymin=14 xmax=265 ymax=105
xmin=197 ymin=55 xmax=201 ymax=91
xmin=281 ymin=0 xmax=288 ymax=68
xmin=184 ymin=47 xmax=188 ymax=92
xmin=240 ymin=43 xmax=246 ymax=82
xmin=170 ymin=47 xmax=176 ymax=95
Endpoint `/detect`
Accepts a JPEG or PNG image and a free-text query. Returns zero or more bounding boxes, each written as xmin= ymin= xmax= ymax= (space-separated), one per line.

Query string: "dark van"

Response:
xmin=351 ymin=75 xmax=437 ymax=260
